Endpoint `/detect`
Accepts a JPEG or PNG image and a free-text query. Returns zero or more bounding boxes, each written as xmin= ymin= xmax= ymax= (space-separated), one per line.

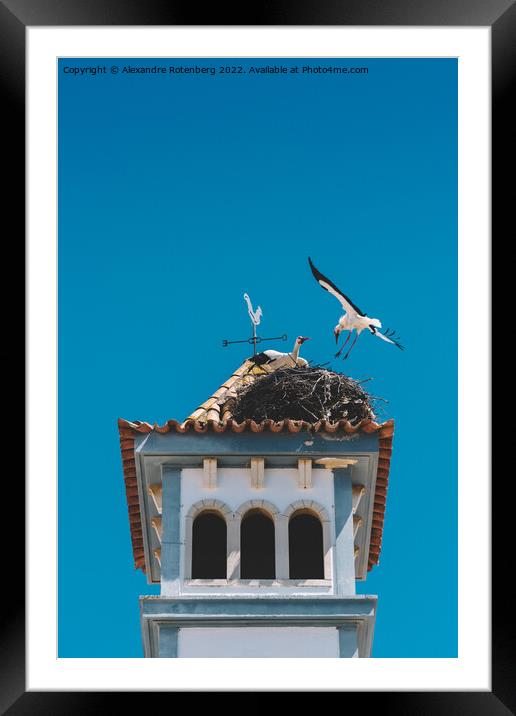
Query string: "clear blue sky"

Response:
xmin=58 ymin=57 xmax=457 ymax=657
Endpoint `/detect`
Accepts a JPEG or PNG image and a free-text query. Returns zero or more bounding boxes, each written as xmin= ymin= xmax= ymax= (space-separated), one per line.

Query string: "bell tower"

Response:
xmin=118 ymin=360 xmax=393 ymax=657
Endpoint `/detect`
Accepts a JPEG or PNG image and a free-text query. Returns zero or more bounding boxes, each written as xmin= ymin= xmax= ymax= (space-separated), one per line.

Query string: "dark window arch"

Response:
xmin=289 ymin=511 xmax=324 ymax=579
xmin=191 ymin=511 xmax=227 ymax=579
xmin=240 ymin=509 xmax=275 ymax=579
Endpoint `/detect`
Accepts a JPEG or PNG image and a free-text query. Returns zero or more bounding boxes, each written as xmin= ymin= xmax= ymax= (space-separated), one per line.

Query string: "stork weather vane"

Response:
xmin=222 ymin=293 xmax=287 ymax=356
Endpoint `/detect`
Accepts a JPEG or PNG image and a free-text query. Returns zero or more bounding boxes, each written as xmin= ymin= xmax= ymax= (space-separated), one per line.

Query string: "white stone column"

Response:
xmin=160 ymin=465 xmax=181 ymax=596
xmin=227 ymin=514 xmax=240 ymax=580
xmin=274 ymin=513 xmax=289 ymax=579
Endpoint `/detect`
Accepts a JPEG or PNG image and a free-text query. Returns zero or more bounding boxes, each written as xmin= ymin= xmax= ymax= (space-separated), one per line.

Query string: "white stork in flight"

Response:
xmin=308 ymin=257 xmax=403 ymax=360
xmin=247 ymin=336 xmax=311 ymax=373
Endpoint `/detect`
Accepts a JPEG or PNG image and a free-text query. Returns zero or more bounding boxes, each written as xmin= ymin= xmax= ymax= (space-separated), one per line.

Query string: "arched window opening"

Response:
xmin=289 ymin=511 xmax=324 ymax=579
xmin=191 ymin=511 xmax=227 ymax=579
xmin=240 ymin=509 xmax=275 ymax=579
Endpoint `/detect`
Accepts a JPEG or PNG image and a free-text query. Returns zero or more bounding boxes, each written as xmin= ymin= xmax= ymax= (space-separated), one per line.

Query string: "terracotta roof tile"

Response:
xmin=118 ymin=361 xmax=394 ymax=574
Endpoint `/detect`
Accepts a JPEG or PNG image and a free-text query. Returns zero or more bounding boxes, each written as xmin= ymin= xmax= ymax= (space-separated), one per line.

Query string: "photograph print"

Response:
xmin=58 ymin=56 xmax=457 ymax=658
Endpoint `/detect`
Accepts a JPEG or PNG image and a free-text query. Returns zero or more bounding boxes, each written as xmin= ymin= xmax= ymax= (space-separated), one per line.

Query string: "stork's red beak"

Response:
xmin=334 ymin=330 xmax=340 ymax=344
xmin=300 ymin=337 xmax=311 ymax=343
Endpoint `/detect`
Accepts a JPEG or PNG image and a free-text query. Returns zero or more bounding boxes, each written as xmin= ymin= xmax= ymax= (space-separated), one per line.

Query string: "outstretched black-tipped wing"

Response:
xmin=369 ymin=325 xmax=404 ymax=350
xmin=308 ymin=257 xmax=365 ymax=318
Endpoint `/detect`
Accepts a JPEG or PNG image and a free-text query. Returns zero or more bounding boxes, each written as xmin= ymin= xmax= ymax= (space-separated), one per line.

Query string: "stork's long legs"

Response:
xmin=335 ymin=332 xmax=351 ymax=358
xmin=344 ymin=332 xmax=359 ymax=360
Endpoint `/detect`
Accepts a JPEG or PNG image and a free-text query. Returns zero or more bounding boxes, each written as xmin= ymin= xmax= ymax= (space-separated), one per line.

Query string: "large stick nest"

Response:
xmin=225 ymin=366 xmax=378 ymax=425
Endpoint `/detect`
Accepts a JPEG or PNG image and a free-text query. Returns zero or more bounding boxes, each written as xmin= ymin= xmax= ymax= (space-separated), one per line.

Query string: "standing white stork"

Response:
xmin=308 ymin=257 xmax=403 ymax=359
xmin=247 ymin=336 xmax=311 ymax=372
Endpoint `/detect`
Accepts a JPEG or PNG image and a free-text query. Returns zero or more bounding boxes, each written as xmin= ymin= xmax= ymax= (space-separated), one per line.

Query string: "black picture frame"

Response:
xmin=5 ymin=0 xmax=509 ymax=710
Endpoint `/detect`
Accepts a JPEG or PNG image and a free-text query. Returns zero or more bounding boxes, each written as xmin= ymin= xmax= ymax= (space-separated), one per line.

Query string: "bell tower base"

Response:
xmin=140 ymin=595 xmax=377 ymax=658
